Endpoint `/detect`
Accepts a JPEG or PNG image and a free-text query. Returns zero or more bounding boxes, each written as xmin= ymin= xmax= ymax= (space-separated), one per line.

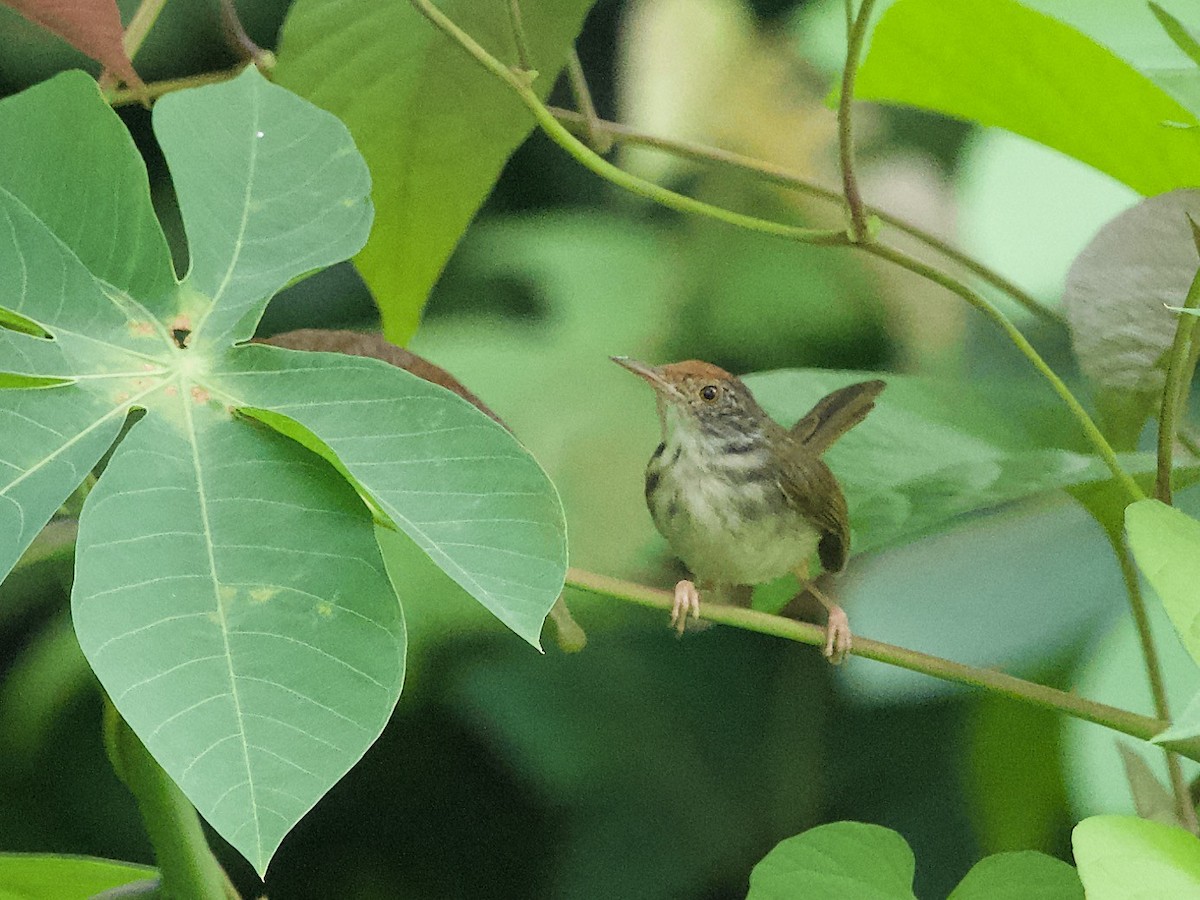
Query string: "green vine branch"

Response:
xmin=1157 ymin=240 xmax=1200 ymax=503
xmin=548 ymin=107 xmax=1063 ymax=326
xmin=410 ymin=0 xmax=1139 ymax=501
xmin=565 ymin=567 xmax=1166 ymax=742
xmin=407 ymin=0 xmax=848 ymax=247
xmin=863 ymin=242 xmax=1143 ymax=502
xmin=105 ymin=60 xmax=274 ymax=107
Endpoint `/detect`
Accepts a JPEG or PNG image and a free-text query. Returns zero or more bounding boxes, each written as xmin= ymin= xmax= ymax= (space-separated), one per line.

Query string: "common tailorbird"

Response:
xmin=612 ymin=357 xmax=885 ymax=663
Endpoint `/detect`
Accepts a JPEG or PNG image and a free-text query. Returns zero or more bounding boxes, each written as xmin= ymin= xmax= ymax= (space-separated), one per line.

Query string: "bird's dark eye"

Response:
xmin=700 ymin=385 xmax=718 ymax=401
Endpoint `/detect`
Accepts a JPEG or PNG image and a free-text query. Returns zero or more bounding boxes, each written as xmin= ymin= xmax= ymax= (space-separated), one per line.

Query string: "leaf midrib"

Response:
xmin=178 ymin=386 xmax=264 ymax=869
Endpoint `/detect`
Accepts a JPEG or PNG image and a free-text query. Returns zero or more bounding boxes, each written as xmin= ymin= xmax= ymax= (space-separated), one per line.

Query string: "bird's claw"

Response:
xmin=824 ymin=605 xmax=852 ymax=665
xmin=671 ymin=580 xmax=701 ymax=635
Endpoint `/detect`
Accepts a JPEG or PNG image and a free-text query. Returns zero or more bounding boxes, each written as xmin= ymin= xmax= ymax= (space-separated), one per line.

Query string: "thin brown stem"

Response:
xmin=218 ymin=0 xmax=265 ymax=64
xmin=1112 ymin=540 xmax=1199 ymax=833
xmin=507 ymin=0 xmax=534 ymax=74
xmin=565 ymin=50 xmax=612 ymax=154
xmin=104 ymin=61 xmax=268 ymax=107
xmin=549 ymin=107 xmax=1063 ymax=325
xmin=566 ymin=567 xmax=1165 ymax=741
xmin=1157 ymin=263 xmax=1200 ymax=502
xmin=838 ymin=0 xmax=877 ymax=241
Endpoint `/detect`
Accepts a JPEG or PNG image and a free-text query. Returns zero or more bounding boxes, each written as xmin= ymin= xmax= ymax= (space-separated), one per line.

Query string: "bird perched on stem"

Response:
xmin=612 ymin=357 xmax=884 ymax=663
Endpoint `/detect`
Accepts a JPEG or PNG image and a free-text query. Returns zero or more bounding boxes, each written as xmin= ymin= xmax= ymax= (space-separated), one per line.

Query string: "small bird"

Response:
xmin=612 ymin=357 xmax=884 ymax=663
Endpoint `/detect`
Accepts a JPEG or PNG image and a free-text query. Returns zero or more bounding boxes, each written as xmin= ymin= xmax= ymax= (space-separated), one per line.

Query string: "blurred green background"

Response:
xmin=0 ymin=0 xmax=1191 ymax=896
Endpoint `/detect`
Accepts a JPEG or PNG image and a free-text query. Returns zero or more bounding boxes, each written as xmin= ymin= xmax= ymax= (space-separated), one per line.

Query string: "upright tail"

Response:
xmin=790 ymin=380 xmax=886 ymax=454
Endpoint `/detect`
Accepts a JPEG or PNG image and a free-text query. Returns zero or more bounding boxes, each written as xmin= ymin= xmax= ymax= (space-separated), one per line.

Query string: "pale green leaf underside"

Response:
xmin=1126 ymin=499 xmax=1200 ymax=667
xmin=1073 ymin=815 xmax=1200 ymax=899
xmin=274 ymin=0 xmax=596 ymax=343
xmin=747 ymin=822 xmax=917 ymax=900
xmin=212 ymin=345 xmax=567 ymax=647
xmin=73 ymin=407 xmax=404 ymax=877
xmin=857 ymin=0 xmax=1200 ymax=196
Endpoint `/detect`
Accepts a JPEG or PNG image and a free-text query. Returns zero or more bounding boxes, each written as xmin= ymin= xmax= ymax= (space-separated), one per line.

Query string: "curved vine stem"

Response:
xmin=838 ymin=0 xmax=877 ymax=241
xmin=566 ymin=568 xmax=1166 ymax=742
xmin=407 ymin=0 xmax=849 ymax=247
xmin=548 ymin=107 xmax=1063 ymax=326
xmin=1156 ymin=250 xmax=1200 ymax=503
xmin=409 ymin=0 xmax=1138 ymax=499
xmin=862 ymin=243 xmax=1143 ymax=502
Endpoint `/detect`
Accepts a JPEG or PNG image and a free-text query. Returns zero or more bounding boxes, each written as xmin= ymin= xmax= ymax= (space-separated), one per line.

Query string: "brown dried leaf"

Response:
xmin=2 ymin=0 xmax=143 ymax=89
xmin=256 ymin=329 xmax=508 ymax=429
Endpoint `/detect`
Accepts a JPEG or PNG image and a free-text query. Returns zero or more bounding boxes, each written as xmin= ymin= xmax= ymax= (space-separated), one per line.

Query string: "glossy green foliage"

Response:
xmin=857 ymin=0 xmax=1200 ymax=195
xmin=1073 ymin=815 xmax=1200 ymax=898
xmin=0 ymin=68 xmax=566 ymax=875
xmin=747 ymin=822 xmax=1082 ymax=899
xmin=274 ymin=0 xmax=597 ymax=343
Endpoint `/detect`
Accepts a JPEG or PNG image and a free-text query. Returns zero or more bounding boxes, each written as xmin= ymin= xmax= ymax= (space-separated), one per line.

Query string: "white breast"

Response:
xmin=647 ymin=425 xmax=820 ymax=585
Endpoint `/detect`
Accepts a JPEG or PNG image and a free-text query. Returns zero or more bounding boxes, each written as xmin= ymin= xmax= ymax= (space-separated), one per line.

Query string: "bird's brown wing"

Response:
xmin=790 ymin=380 xmax=886 ymax=455
xmin=776 ymin=450 xmax=850 ymax=573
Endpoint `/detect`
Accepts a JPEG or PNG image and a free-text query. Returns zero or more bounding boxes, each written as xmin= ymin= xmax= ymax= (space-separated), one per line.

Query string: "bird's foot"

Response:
xmin=824 ymin=604 xmax=852 ymax=665
xmin=670 ymin=580 xmax=701 ymax=635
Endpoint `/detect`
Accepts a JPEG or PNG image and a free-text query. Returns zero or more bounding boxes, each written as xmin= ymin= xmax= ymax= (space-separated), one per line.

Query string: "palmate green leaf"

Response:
xmin=856 ymin=0 xmax=1200 ymax=195
xmin=747 ymin=822 xmax=918 ymax=900
xmin=0 ymin=68 xmax=566 ymax=876
xmin=0 ymin=852 xmax=155 ymax=899
xmin=274 ymin=0 xmax=597 ymax=343
xmin=1073 ymin=815 xmax=1200 ymax=898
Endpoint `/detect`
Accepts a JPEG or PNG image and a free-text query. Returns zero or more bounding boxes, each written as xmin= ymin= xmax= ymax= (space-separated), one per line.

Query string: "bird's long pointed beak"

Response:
xmin=610 ymin=356 xmax=683 ymax=400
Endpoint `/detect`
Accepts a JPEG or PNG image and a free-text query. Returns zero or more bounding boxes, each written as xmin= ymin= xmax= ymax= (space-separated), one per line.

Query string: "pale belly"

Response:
xmin=648 ymin=450 xmax=820 ymax=585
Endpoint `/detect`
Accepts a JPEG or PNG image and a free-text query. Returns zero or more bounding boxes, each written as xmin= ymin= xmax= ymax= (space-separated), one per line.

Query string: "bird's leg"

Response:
xmin=670 ymin=579 xmax=703 ymax=635
xmin=795 ymin=562 xmax=852 ymax=664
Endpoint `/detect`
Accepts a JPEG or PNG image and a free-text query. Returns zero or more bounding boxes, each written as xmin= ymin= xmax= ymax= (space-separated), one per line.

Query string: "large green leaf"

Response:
xmin=747 ymin=822 xmax=917 ymax=900
xmin=0 ymin=853 xmax=155 ymax=899
xmin=274 ymin=0 xmax=597 ymax=343
xmin=856 ymin=0 xmax=1200 ymax=195
xmin=0 ymin=68 xmax=566 ymax=875
xmin=1073 ymin=815 xmax=1200 ymax=898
